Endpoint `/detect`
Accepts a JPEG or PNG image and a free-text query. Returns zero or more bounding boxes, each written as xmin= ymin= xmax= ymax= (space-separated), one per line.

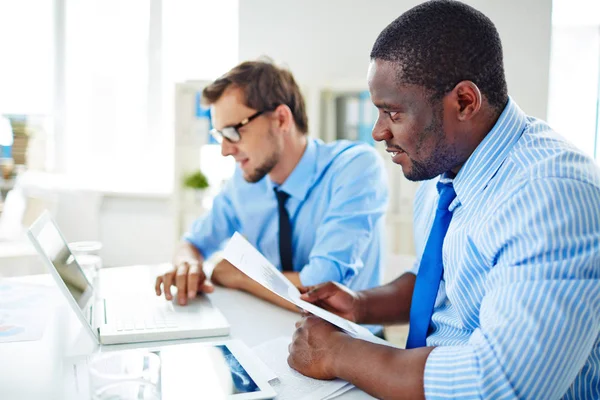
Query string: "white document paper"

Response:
xmin=322 ymin=385 xmax=357 ymax=400
xmin=0 ymin=281 xmax=57 ymax=343
xmin=223 ymin=232 xmax=393 ymax=347
xmin=253 ymin=337 xmax=353 ymax=400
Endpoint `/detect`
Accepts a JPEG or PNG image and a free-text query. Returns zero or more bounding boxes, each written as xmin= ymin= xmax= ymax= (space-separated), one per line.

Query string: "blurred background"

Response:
xmin=0 ymin=0 xmax=597 ymax=281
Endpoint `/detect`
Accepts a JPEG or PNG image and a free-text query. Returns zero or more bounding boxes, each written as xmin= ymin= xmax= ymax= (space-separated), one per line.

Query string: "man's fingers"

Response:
xmin=199 ymin=281 xmax=215 ymax=293
xmin=287 ymin=353 xmax=295 ymax=370
xmin=187 ymin=264 xmax=201 ymax=299
xmin=155 ymin=276 xmax=163 ymax=296
xmin=175 ymin=265 xmax=189 ymax=305
xmin=298 ymin=285 xmax=313 ymax=294
xmin=163 ymin=272 xmax=174 ymax=300
xmin=300 ymin=282 xmax=336 ymax=301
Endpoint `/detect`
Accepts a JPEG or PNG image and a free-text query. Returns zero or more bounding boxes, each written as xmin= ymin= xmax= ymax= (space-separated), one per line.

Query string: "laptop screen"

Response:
xmin=31 ymin=215 xmax=93 ymax=310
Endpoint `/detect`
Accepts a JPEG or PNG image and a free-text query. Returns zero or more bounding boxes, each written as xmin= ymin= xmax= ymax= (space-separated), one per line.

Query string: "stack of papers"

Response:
xmin=253 ymin=337 xmax=355 ymax=400
xmin=223 ymin=232 xmax=393 ymax=347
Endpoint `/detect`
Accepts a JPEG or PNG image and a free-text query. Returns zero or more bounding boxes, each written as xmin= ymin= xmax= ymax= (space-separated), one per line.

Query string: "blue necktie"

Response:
xmin=275 ymin=188 xmax=294 ymax=272
xmin=406 ymin=181 xmax=457 ymax=349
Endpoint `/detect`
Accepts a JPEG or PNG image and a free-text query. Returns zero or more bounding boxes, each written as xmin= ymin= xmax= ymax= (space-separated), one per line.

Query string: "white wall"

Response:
xmin=98 ymin=194 xmax=175 ymax=267
xmin=238 ymin=0 xmax=552 ymax=120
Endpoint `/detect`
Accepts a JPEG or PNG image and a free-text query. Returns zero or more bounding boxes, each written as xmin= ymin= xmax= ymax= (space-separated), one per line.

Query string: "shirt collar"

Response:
xmin=270 ymin=138 xmax=317 ymax=201
xmin=452 ymin=97 xmax=527 ymax=208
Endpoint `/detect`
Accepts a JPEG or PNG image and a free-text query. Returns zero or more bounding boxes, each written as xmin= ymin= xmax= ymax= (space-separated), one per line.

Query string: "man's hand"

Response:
xmin=155 ymin=258 xmax=214 ymax=306
xmin=288 ymin=315 xmax=348 ymax=380
xmin=210 ymin=259 xmax=247 ymax=289
xmin=299 ymin=281 xmax=365 ymax=323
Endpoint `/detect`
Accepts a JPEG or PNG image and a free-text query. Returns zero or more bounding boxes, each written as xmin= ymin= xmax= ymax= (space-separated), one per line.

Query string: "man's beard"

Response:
xmin=244 ymin=150 xmax=279 ymax=183
xmin=403 ymin=107 xmax=458 ymax=182
xmin=242 ymin=128 xmax=280 ymax=183
xmin=405 ymin=140 xmax=457 ymax=181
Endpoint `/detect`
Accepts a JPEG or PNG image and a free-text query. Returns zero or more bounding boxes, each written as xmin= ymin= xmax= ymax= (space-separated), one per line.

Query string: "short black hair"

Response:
xmin=370 ymin=0 xmax=508 ymax=111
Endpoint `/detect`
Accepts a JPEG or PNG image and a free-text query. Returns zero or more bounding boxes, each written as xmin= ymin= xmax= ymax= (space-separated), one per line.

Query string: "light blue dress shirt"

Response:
xmin=412 ymin=98 xmax=600 ymax=399
xmin=184 ymin=138 xmax=388 ymax=294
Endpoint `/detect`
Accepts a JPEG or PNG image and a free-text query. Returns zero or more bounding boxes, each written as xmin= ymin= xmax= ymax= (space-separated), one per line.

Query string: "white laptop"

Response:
xmin=27 ymin=211 xmax=230 ymax=345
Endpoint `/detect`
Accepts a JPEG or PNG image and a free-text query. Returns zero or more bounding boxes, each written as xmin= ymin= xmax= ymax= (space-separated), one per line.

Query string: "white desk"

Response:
xmin=0 ymin=264 xmax=374 ymax=400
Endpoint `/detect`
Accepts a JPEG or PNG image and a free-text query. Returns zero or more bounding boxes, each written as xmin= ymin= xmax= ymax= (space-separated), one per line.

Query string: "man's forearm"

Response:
xmin=283 ymin=271 xmax=302 ymax=287
xmin=358 ymin=272 xmax=415 ymax=325
xmin=331 ymin=334 xmax=432 ymax=400
xmin=238 ymin=274 xmax=300 ymax=313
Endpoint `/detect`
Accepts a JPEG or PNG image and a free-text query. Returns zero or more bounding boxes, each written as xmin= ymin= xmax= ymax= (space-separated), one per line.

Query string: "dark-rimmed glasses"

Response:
xmin=210 ymin=110 xmax=266 ymax=143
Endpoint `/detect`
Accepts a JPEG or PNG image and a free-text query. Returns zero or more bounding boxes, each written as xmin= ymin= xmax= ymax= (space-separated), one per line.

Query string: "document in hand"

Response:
xmin=223 ymin=232 xmax=392 ymax=347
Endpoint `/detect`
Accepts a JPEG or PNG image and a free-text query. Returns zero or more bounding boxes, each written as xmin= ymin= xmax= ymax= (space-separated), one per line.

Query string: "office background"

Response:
xmin=0 ymin=0 xmax=598 ymax=277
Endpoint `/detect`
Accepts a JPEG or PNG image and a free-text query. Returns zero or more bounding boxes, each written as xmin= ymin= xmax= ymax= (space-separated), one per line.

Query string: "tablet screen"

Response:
xmin=216 ymin=344 xmax=260 ymax=394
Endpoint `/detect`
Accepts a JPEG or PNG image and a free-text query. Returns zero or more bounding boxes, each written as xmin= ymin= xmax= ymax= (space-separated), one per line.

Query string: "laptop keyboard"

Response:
xmin=110 ymin=300 xmax=184 ymax=332
xmin=114 ymin=308 xmax=179 ymax=331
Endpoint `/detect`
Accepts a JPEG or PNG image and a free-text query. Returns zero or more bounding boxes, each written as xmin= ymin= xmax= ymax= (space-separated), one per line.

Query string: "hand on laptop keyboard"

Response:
xmin=155 ymin=243 xmax=214 ymax=306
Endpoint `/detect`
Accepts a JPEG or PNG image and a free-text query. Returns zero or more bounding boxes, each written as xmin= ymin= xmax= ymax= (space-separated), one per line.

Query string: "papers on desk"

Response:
xmin=253 ymin=337 xmax=355 ymax=400
xmin=223 ymin=232 xmax=391 ymax=347
xmin=0 ymin=281 xmax=57 ymax=343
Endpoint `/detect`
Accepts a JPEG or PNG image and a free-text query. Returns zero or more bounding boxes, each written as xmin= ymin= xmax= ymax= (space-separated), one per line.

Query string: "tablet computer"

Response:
xmin=159 ymin=340 xmax=276 ymax=399
xmin=77 ymin=340 xmax=276 ymax=400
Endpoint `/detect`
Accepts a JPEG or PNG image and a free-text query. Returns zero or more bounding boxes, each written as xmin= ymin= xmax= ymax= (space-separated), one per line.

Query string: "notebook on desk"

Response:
xmin=26 ymin=211 xmax=230 ymax=345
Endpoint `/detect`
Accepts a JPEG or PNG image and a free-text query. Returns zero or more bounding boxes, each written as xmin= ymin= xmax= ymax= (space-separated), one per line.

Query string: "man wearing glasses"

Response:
xmin=155 ymin=60 xmax=388 ymax=323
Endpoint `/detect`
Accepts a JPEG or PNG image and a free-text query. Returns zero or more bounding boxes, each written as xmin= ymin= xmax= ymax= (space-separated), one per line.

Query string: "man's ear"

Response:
xmin=273 ymin=104 xmax=294 ymax=133
xmin=451 ymin=81 xmax=482 ymax=121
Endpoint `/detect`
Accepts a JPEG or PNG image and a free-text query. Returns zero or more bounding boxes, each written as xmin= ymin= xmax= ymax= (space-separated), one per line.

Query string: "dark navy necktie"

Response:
xmin=275 ymin=188 xmax=293 ymax=272
xmin=405 ymin=181 xmax=457 ymax=349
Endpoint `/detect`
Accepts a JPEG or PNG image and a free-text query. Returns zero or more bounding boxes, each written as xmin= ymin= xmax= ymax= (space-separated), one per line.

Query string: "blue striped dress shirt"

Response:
xmin=412 ymin=98 xmax=600 ymax=399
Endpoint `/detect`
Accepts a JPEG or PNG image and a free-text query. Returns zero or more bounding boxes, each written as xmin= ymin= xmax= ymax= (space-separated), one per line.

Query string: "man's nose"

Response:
xmin=221 ymin=139 xmax=237 ymax=157
xmin=371 ymin=115 xmax=393 ymax=142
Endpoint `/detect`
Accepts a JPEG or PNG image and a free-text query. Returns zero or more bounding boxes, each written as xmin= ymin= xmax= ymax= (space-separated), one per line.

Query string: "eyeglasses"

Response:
xmin=210 ymin=110 xmax=267 ymax=144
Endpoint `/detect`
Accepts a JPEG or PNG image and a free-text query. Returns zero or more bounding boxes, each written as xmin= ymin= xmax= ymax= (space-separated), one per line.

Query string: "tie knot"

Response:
xmin=436 ymin=181 xmax=456 ymax=211
xmin=274 ymin=188 xmax=290 ymax=205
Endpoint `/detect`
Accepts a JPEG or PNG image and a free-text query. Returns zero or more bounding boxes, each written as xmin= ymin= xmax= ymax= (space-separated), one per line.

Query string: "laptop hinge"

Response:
xmin=103 ymin=298 xmax=107 ymax=324
xmin=88 ymin=304 xmax=93 ymax=327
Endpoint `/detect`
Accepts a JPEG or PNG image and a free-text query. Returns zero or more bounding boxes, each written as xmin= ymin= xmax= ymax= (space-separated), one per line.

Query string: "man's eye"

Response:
xmin=385 ymin=111 xmax=399 ymax=120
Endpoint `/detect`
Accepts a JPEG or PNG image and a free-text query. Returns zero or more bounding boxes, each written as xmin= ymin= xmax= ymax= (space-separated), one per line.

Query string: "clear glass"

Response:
xmin=92 ymin=381 xmax=160 ymax=400
xmin=69 ymin=241 xmax=103 ymax=282
xmin=88 ymin=351 xmax=161 ymax=399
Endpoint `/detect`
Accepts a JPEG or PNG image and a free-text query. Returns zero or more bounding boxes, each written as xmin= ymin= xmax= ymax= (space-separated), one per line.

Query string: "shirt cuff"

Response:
xmin=424 ymin=346 xmax=480 ymax=399
xmin=298 ymin=260 xmax=343 ymax=287
xmin=202 ymin=251 xmax=225 ymax=281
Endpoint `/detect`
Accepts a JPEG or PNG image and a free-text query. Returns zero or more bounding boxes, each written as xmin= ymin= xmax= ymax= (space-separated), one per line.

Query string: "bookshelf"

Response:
xmin=173 ymin=81 xmax=211 ymax=240
xmin=173 ymin=81 xmax=236 ymax=242
xmin=315 ymin=84 xmax=418 ymax=256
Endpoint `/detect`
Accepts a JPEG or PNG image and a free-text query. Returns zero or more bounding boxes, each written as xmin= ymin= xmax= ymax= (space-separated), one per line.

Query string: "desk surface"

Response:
xmin=0 ymin=264 xmax=374 ymax=400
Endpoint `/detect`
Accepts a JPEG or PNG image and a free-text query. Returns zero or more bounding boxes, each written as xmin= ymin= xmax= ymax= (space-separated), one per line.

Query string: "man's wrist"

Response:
xmin=210 ymin=259 xmax=247 ymax=290
xmin=355 ymin=291 xmax=368 ymax=324
xmin=232 ymin=269 xmax=250 ymax=291
xmin=328 ymin=332 xmax=354 ymax=378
